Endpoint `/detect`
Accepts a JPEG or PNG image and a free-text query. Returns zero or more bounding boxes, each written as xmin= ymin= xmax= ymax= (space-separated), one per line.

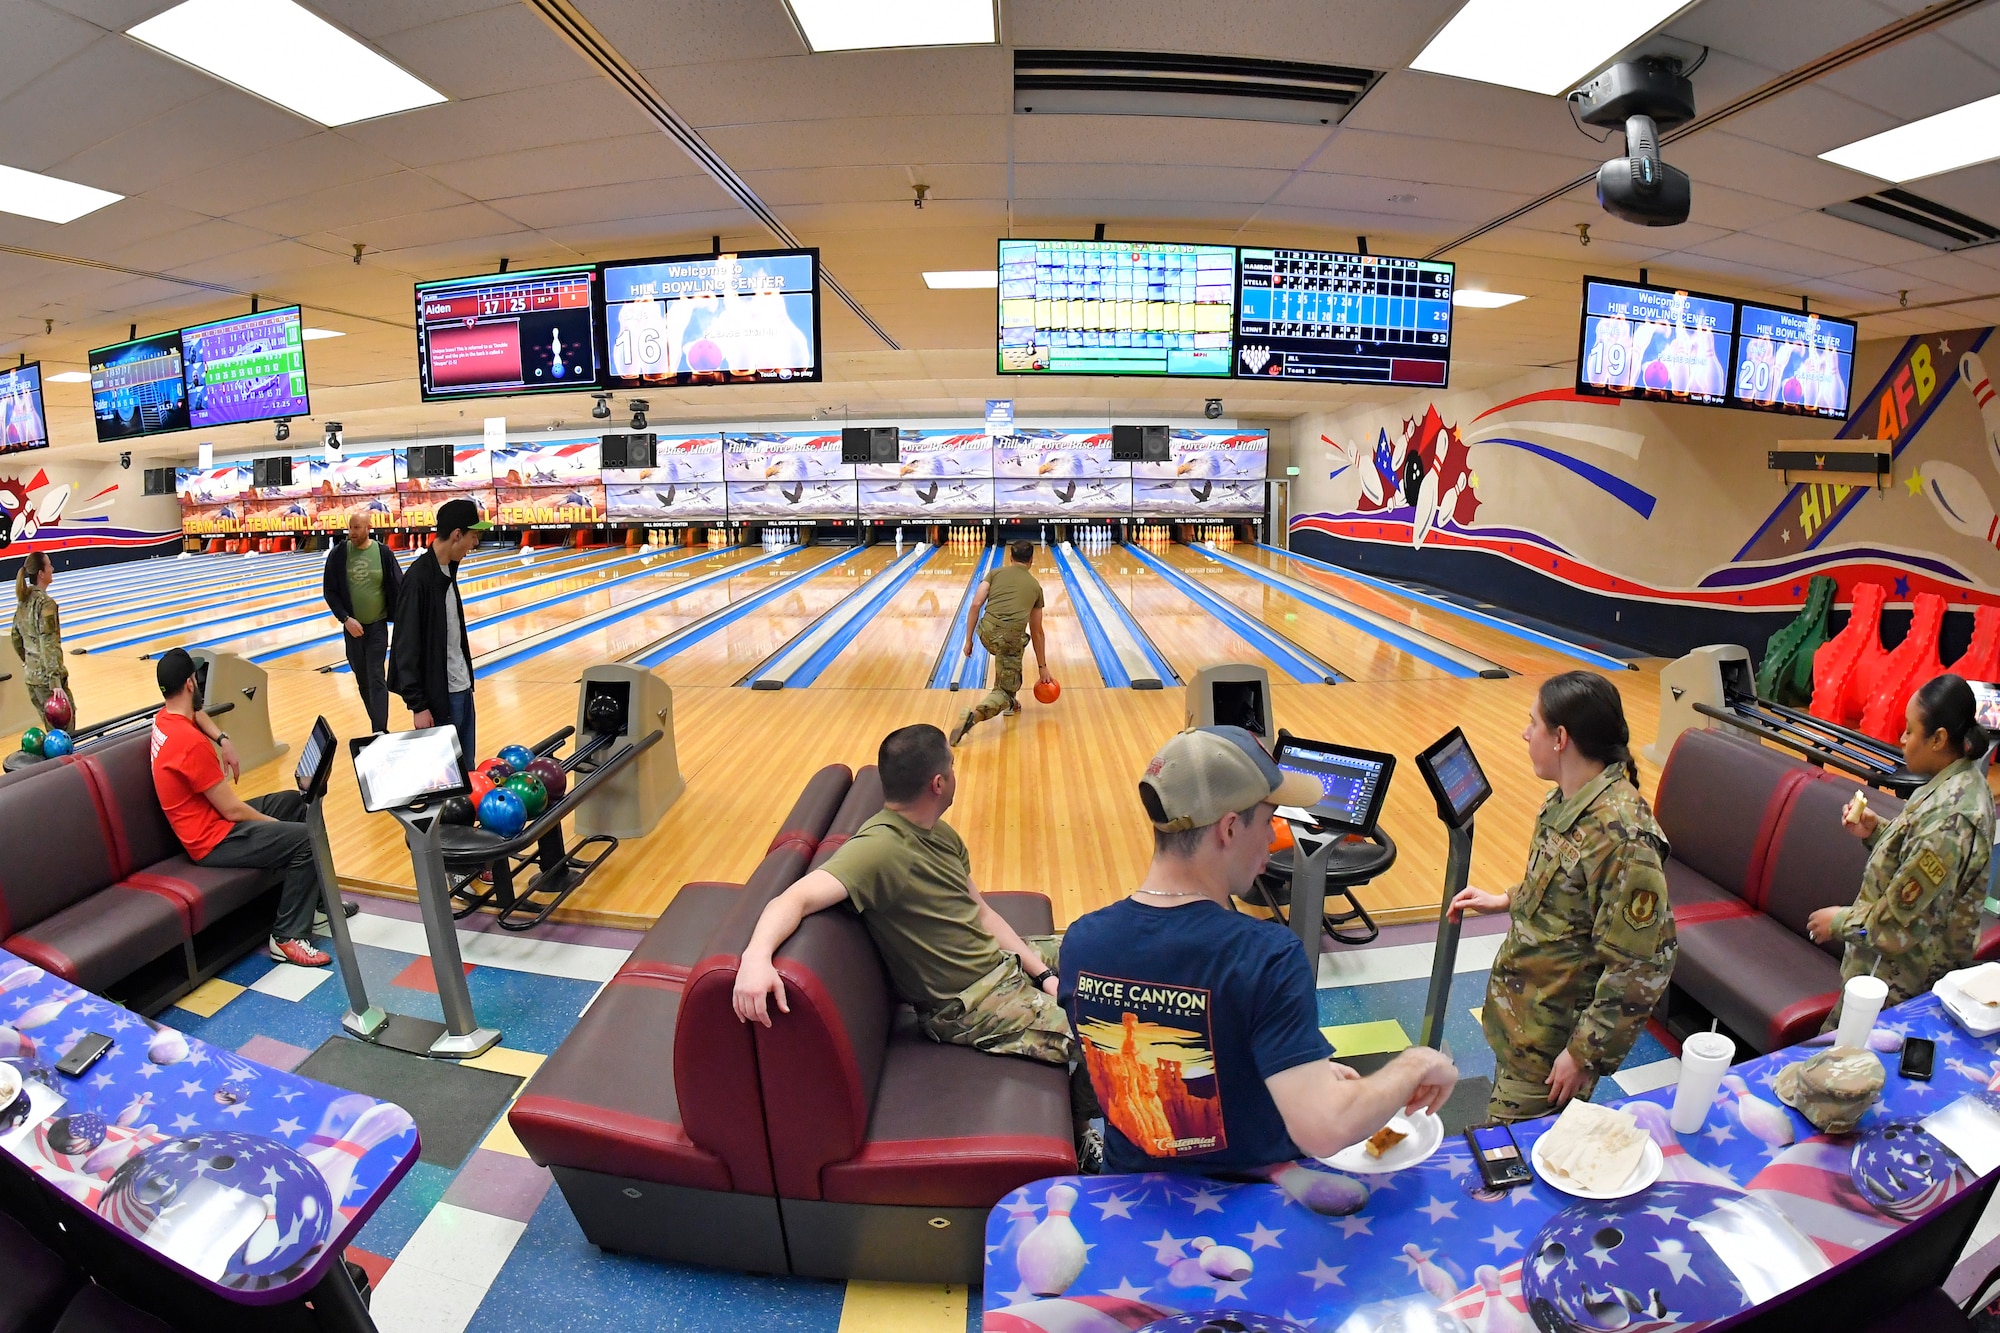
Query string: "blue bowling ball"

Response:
xmin=497 ymin=744 xmax=536 ymax=773
xmin=39 ymin=730 xmax=72 ymax=758
xmin=477 ymin=788 xmax=527 ymax=838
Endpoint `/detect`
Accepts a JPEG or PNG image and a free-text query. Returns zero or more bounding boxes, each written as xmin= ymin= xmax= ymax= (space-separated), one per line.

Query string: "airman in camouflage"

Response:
xmin=951 ymin=541 xmax=1051 ymax=745
xmin=1824 ymin=758 xmax=1993 ymax=1022
xmin=10 ymin=575 xmax=71 ymax=725
xmin=1482 ymin=768 xmax=1678 ymax=1123
xmin=919 ymin=934 xmax=1072 ymax=1062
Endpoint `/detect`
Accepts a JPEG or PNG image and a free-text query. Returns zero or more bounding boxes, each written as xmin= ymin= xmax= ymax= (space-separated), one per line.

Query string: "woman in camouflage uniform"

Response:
xmin=11 ymin=551 xmax=72 ymax=727
xmin=1449 ymin=672 xmax=1677 ymax=1123
xmin=1808 ymin=674 xmax=1994 ymax=1019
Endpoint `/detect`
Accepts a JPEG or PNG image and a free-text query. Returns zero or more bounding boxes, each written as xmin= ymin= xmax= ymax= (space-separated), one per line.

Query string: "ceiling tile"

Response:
xmin=425 ymin=134 xmax=703 ymax=199
xmin=1004 ymin=0 xmax=1461 ymax=69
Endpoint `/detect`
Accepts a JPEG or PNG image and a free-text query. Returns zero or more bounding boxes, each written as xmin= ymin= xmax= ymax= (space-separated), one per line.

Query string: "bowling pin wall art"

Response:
xmin=1921 ymin=347 xmax=2000 ymax=550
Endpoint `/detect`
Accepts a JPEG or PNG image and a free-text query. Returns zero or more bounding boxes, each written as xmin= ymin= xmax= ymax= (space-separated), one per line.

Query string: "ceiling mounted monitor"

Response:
xmin=414 ymin=265 xmax=600 ymax=402
xmin=90 ymin=331 xmax=189 ymax=441
xmin=997 ymin=238 xmax=1235 ymax=377
xmin=1574 ymin=275 xmax=1733 ymax=408
xmin=1731 ymin=303 xmax=1856 ymax=421
xmin=599 ymin=248 xmax=820 ymax=390
xmin=181 ymin=304 xmax=310 ymax=429
xmin=1236 ymin=248 xmax=1454 ymax=386
xmin=0 ymin=363 xmax=48 ymax=455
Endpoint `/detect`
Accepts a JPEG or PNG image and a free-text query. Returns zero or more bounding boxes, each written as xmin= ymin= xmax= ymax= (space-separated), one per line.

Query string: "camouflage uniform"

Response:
xmin=969 ymin=624 xmax=1029 ymax=723
xmin=1483 ymin=768 xmax=1677 ymax=1123
xmin=1824 ymin=757 xmax=1994 ymax=1026
xmin=9 ymin=588 xmax=70 ymax=724
xmin=917 ymin=934 xmax=1071 ymax=1063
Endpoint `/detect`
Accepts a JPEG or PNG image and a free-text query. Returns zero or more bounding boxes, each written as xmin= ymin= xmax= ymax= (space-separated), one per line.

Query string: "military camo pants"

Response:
xmin=969 ymin=625 xmax=1028 ymax=723
xmin=1486 ymin=1061 xmax=1600 ymax=1124
xmin=917 ymin=936 xmax=1070 ymax=1064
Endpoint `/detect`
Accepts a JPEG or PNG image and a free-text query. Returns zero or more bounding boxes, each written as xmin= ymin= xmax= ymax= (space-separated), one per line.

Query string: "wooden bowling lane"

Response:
xmin=806 ymin=542 xmax=982 ymax=690
xmin=1152 ymin=543 xmax=1453 ymax=683
xmin=1026 ymin=544 xmax=1120 ymax=689
xmin=1075 ymin=543 xmax=1293 ymax=683
xmin=1231 ymin=544 xmax=1597 ymax=678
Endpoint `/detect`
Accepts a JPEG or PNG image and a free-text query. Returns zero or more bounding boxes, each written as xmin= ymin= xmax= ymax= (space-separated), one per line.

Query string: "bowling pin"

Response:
xmin=0 ymin=1026 xmax=38 ymax=1060
xmin=1921 ymin=462 xmax=2000 ymax=548
xmin=14 ymin=998 xmax=69 ymax=1030
xmin=1015 ymin=1181 xmax=1087 ymax=1296
xmin=1000 ymin=1193 xmax=1039 ymax=1249
xmin=1474 ymin=1265 xmax=1534 ymax=1333
xmin=115 ymin=1092 xmax=153 ymax=1128
xmin=305 ymin=1097 xmax=417 ymax=1208
xmin=1720 ymin=1073 xmax=1794 ymax=1146
xmin=146 ymin=1025 xmax=189 ymax=1065
xmin=1195 ymin=1237 xmax=1253 ymax=1282
xmin=1962 ymin=350 xmax=2000 ymax=476
xmin=1264 ymin=1162 xmax=1369 ymax=1216
xmin=1412 ymin=468 xmax=1441 ymax=549
xmin=1625 ymin=1102 xmax=1740 ymax=1189
xmin=0 ymin=964 xmax=44 ymax=994
xmin=1406 ymin=1243 xmax=1459 ymax=1301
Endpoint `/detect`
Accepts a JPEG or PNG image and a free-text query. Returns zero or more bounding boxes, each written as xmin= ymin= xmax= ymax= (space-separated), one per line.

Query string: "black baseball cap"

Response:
xmin=435 ymin=497 xmax=491 ymax=537
xmin=157 ymin=647 xmax=199 ymax=699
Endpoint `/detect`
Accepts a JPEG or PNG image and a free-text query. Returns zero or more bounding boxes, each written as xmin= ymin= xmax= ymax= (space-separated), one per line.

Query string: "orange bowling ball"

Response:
xmin=1033 ymin=678 xmax=1061 ymax=705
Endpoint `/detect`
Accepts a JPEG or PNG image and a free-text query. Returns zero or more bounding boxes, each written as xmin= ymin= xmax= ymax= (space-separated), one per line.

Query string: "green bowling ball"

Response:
xmin=502 ymin=772 xmax=547 ymax=820
xmin=20 ymin=727 xmax=44 ymax=757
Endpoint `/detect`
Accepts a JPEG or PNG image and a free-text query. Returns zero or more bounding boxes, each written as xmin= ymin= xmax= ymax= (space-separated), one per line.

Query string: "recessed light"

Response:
xmin=1410 ymin=0 xmax=1695 ymax=97
xmin=1820 ymin=91 xmax=2000 ymax=183
xmin=923 ymin=270 xmax=999 ymax=289
xmin=128 ymin=0 xmax=446 ymax=127
xmin=784 ymin=0 xmax=995 ymax=53
xmin=46 ymin=371 xmax=92 ymax=383
xmin=0 ymin=163 xmax=122 ymax=224
xmin=301 ymin=327 xmax=345 ymax=340
xmin=1453 ymin=290 xmax=1527 ymax=308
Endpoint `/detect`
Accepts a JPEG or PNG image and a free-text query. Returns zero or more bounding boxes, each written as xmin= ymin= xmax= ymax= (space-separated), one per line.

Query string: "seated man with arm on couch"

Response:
xmin=1059 ymin=727 xmax=1459 ymax=1173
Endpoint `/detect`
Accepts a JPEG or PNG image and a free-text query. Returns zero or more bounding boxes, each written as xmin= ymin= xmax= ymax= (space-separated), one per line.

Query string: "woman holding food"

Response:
xmin=1807 ymin=673 xmax=1994 ymax=1017
xmin=1449 ymin=672 xmax=1677 ymax=1123
xmin=11 ymin=551 xmax=73 ymax=729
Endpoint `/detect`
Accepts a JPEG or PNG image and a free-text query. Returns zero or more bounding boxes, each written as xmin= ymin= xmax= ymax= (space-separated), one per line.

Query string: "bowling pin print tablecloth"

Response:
xmin=0 ymin=949 xmax=420 ymax=1303
xmin=983 ymin=992 xmax=2000 ymax=1333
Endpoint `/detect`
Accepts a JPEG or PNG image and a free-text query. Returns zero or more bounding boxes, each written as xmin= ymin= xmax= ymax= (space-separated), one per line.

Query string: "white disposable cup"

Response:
xmin=1670 ymin=1031 xmax=1735 ymax=1134
xmin=1836 ymin=975 xmax=1890 ymax=1051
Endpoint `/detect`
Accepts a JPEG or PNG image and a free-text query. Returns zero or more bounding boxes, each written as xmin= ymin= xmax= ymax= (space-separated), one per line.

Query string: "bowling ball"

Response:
xmin=102 ymin=1133 xmax=331 ymax=1279
xmin=684 ymin=338 xmax=725 ymax=373
xmin=585 ymin=693 xmax=622 ymax=734
xmin=438 ymin=795 xmax=476 ymax=827
xmin=39 ymin=730 xmax=72 ymax=758
xmin=1033 ymin=678 xmax=1061 ymax=705
xmin=497 ymin=743 xmax=536 ymax=773
xmin=19 ymin=728 xmax=43 ymax=757
xmin=468 ymin=772 xmax=496 ymax=806
xmin=478 ymin=757 xmax=514 ymax=784
xmin=1268 ymin=815 xmax=1294 ymax=854
xmin=477 ymin=789 xmax=527 ymax=838
xmin=525 ymin=757 xmax=567 ymax=802
xmin=41 ymin=690 xmax=72 ymax=730
xmin=503 ymin=773 xmax=547 ymax=820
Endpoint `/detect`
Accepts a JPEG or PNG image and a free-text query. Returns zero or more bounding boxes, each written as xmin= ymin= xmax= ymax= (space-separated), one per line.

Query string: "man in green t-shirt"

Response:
xmin=321 ymin=513 xmax=403 ymax=734
xmin=733 ymin=723 xmax=1070 ymax=1065
xmin=949 ymin=539 xmax=1051 ymax=745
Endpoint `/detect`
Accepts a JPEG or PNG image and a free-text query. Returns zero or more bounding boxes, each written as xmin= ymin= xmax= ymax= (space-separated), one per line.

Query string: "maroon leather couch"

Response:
xmin=510 ymin=763 xmax=1076 ymax=1282
xmin=1659 ymin=727 xmax=1996 ymax=1052
xmin=0 ymin=731 xmax=281 ymax=1014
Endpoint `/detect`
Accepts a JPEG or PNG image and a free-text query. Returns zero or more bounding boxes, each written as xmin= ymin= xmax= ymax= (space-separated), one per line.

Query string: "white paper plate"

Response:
xmin=1321 ymin=1110 xmax=1443 ymax=1174
xmin=1531 ymin=1134 xmax=1664 ymax=1200
xmin=1936 ymin=967 xmax=2000 ymax=1038
xmin=0 ymin=1062 xmax=18 ymax=1111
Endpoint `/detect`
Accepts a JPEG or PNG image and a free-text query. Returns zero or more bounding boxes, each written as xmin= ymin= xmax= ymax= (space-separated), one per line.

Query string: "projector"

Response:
xmin=1572 ymin=58 xmax=1694 ymax=227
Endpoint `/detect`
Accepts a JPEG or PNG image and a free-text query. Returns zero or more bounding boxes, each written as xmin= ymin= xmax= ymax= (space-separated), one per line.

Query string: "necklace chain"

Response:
xmin=1134 ymin=887 xmax=1205 ymax=900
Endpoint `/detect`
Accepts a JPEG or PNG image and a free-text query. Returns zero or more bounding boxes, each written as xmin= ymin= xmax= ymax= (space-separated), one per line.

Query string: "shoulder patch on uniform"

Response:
xmin=1625 ymin=887 xmax=1660 ymax=930
xmin=1897 ymin=878 xmax=1923 ymax=908
xmin=1916 ymin=848 xmax=1947 ymax=888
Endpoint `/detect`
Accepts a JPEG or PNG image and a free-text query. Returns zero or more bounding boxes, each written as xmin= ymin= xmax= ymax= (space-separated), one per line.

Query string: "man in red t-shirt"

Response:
xmin=149 ymin=649 xmax=336 ymax=967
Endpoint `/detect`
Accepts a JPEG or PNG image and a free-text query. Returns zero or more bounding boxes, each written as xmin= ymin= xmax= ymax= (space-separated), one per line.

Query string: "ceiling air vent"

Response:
xmin=1822 ymin=187 xmax=2000 ymax=251
xmin=1013 ymin=50 xmax=1379 ymax=126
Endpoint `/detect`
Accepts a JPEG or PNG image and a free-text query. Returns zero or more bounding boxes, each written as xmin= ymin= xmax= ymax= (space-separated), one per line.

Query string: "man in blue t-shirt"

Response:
xmin=1061 ymin=727 xmax=1459 ymax=1174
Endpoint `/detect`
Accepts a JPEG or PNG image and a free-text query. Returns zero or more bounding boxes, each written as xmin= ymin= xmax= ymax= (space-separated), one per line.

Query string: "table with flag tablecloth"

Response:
xmin=0 ymin=948 xmax=419 ymax=1322
xmin=982 ymin=992 xmax=2000 ymax=1333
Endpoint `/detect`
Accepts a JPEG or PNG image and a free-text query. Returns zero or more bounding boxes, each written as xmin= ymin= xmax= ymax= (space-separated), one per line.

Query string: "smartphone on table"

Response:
xmin=1899 ymin=1036 xmax=1935 ymax=1081
xmin=1467 ymin=1122 xmax=1532 ymax=1189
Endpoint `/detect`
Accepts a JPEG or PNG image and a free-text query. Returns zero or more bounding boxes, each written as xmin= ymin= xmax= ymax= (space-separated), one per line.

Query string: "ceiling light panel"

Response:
xmin=784 ymin=0 xmax=994 ymax=53
xmin=1820 ymin=91 xmax=2000 ymax=184
xmin=923 ymin=270 xmax=998 ymax=288
xmin=46 ymin=371 xmax=92 ymax=383
xmin=128 ymin=0 xmax=446 ymax=128
xmin=0 ymin=163 xmax=122 ymax=223
xmin=1453 ymin=290 xmax=1526 ymax=307
xmin=301 ymin=327 xmax=345 ymax=340
xmin=1410 ymin=0 xmax=1695 ymax=97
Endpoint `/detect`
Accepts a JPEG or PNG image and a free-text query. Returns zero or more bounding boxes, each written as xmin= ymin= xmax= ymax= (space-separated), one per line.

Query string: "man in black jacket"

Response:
xmin=322 ymin=513 xmax=403 ymax=733
xmin=390 ymin=498 xmax=487 ymax=768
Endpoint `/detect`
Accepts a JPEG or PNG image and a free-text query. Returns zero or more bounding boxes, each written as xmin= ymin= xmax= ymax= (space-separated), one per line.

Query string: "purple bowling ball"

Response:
xmin=100 ymin=1132 xmax=332 ymax=1280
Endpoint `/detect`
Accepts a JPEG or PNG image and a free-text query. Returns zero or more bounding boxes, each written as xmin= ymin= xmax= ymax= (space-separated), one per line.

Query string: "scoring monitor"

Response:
xmin=1273 ymin=736 xmax=1396 ymax=837
xmin=0 ymin=362 xmax=48 ymax=455
xmin=1235 ymin=249 xmax=1454 ymax=386
xmin=415 ymin=265 xmax=599 ymax=402
xmin=1415 ymin=726 xmax=1492 ymax=829
xmin=1576 ymin=276 xmax=1735 ymax=408
xmin=600 ymin=248 xmax=820 ymax=389
xmin=997 ymin=238 xmax=1236 ymax=377
xmin=90 ymin=331 xmax=189 ymax=441
xmin=182 ymin=305 xmax=310 ymax=429
xmin=1731 ymin=302 xmax=1855 ymax=420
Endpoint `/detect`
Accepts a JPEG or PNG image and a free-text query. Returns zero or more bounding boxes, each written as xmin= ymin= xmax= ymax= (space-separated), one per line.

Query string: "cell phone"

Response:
xmin=1899 ymin=1036 xmax=1936 ymax=1081
xmin=1467 ymin=1122 xmax=1533 ymax=1189
xmin=56 ymin=1033 xmax=113 ymax=1078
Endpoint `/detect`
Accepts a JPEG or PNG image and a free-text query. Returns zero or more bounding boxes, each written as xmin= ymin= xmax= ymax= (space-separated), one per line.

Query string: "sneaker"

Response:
xmin=948 ymin=711 xmax=974 ymax=746
xmin=1004 ymin=702 xmax=1021 ymax=717
xmin=312 ymin=900 xmax=360 ymax=932
xmin=269 ymin=937 xmax=331 ymax=967
xmin=1076 ymin=1123 xmax=1104 ymax=1175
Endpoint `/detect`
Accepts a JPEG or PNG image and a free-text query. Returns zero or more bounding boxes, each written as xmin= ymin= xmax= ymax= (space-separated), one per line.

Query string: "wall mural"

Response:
xmin=0 ymin=460 xmax=180 ymax=576
xmin=1292 ymin=328 xmax=2000 ymax=657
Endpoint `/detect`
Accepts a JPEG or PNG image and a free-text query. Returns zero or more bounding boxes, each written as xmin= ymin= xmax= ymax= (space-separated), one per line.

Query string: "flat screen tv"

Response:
xmin=182 ymin=305 xmax=310 ymax=429
xmin=1575 ymin=275 xmax=1734 ymax=408
xmin=1235 ymin=248 xmax=1453 ymax=386
xmin=599 ymin=248 xmax=821 ymax=389
xmin=998 ymin=238 xmax=1235 ymax=377
xmin=0 ymin=362 xmax=48 ymax=455
xmin=1731 ymin=302 xmax=1856 ymax=420
xmin=414 ymin=264 xmax=600 ymax=402
xmin=90 ymin=330 xmax=189 ymax=441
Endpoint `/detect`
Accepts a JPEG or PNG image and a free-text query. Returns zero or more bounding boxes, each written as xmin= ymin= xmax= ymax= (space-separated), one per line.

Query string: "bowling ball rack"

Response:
xmin=1696 ymin=687 xmax=1920 ymax=797
xmin=0 ymin=698 xmax=237 ymax=773
xmin=437 ymin=722 xmax=661 ymax=931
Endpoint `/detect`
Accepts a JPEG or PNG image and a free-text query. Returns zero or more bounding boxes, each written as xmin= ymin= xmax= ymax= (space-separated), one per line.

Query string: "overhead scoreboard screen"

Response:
xmin=600 ymin=248 xmax=820 ymax=388
xmin=0 ymin=362 xmax=47 ymax=455
xmin=415 ymin=265 xmax=599 ymax=402
xmin=1236 ymin=249 xmax=1453 ymax=386
xmin=90 ymin=330 xmax=188 ymax=441
xmin=1731 ymin=302 xmax=1855 ymax=420
xmin=182 ymin=305 xmax=310 ymax=429
xmin=1576 ymin=276 xmax=1734 ymax=407
xmin=997 ymin=239 xmax=1235 ymax=377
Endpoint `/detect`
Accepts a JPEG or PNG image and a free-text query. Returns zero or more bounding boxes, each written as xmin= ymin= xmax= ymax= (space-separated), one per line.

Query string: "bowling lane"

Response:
xmin=1230 ymin=544 xmax=1585 ymax=677
xmin=1078 ymin=544 xmax=1292 ymax=683
xmin=654 ymin=544 xmax=907 ymax=688
xmin=812 ymin=542 xmax=992 ymax=690
xmin=1018 ymin=545 xmax=1115 ymax=689
xmin=1154 ymin=543 xmax=1454 ymax=683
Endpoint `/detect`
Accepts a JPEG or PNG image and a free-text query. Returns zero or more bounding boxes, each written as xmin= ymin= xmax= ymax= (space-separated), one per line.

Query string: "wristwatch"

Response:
xmin=1027 ymin=966 xmax=1057 ymax=988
